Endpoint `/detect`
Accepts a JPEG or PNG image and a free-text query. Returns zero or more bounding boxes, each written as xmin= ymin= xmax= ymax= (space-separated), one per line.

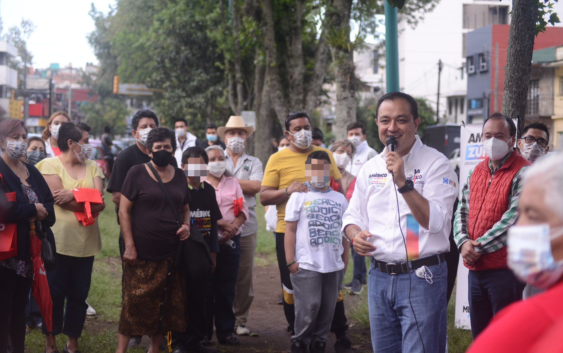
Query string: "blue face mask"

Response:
xmin=207 ymin=134 xmax=217 ymax=142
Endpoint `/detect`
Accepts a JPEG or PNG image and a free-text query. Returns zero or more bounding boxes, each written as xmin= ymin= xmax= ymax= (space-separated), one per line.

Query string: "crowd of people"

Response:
xmin=0 ymin=91 xmax=562 ymax=353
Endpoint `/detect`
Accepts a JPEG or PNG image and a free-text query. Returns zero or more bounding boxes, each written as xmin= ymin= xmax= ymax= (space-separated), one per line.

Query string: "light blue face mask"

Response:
xmin=207 ymin=134 xmax=217 ymax=142
xmin=508 ymin=224 xmax=563 ymax=289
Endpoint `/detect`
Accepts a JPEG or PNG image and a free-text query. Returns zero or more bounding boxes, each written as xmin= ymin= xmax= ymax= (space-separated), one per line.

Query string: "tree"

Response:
xmin=502 ymin=0 xmax=560 ymax=134
xmin=82 ymin=97 xmax=128 ymax=137
xmin=1 ymin=19 xmax=35 ymax=90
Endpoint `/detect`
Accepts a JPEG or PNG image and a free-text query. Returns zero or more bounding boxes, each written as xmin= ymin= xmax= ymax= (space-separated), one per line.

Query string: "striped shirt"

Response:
xmin=454 ymin=154 xmax=528 ymax=254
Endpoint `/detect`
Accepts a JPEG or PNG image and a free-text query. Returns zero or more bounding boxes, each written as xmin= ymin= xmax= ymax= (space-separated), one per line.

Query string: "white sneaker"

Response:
xmin=86 ymin=303 xmax=97 ymax=316
xmin=236 ymin=325 xmax=250 ymax=336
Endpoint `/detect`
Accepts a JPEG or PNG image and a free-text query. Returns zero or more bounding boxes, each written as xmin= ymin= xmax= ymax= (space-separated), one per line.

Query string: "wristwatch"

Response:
xmin=398 ymin=180 xmax=414 ymax=194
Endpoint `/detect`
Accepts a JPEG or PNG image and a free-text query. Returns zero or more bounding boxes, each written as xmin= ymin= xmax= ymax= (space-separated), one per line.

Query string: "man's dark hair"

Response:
xmin=175 ymin=118 xmax=188 ymax=127
xmin=312 ymin=127 xmax=324 ymax=142
xmin=346 ymin=121 xmax=366 ymax=135
xmin=375 ymin=92 xmax=419 ymax=121
xmin=182 ymin=146 xmax=209 ymax=165
xmin=104 ymin=126 xmax=111 ymax=133
xmin=522 ymin=122 xmax=550 ymax=141
xmin=146 ymin=127 xmax=177 ymax=153
xmin=59 ymin=122 xmax=91 ymax=152
xmin=206 ymin=123 xmax=218 ymax=131
xmin=285 ymin=111 xmax=310 ymax=131
xmin=483 ymin=112 xmax=517 ymax=137
xmin=306 ymin=151 xmax=332 ymax=165
xmin=132 ymin=109 xmax=159 ymax=131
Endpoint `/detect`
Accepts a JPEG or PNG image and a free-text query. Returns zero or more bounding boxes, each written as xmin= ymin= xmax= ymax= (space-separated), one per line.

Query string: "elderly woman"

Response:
xmin=42 ymin=111 xmax=71 ymax=158
xmin=0 ymin=119 xmax=56 ymax=353
xmin=37 ymin=122 xmax=105 ymax=353
xmin=116 ymin=127 xmax=190 ymax=353
xmin=329 ymin=139 xmax=356 ymax=201
xmin=204 ymin=145 xmax=248 ymax=346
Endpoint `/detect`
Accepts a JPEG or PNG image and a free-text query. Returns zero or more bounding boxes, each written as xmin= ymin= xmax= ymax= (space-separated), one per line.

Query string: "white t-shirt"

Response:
xmin=285 ymin=184 xmax=349 ymax=273
xmin=265 ymin=205 xmax=278 ymax=232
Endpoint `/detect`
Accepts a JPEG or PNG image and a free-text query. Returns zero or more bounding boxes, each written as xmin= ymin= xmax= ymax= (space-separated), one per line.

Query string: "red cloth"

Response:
xmin=29 ymin=224 xmax=53 ymax=335
xmin=51 ymin=147 xmax=61 ymax=157
xmin=346 ymin=178 xmax=356 ymax=201
xmin=467 ymin=280 xmax=563 ymax=353
xmin=466 ymin=150 xmax=530 ymax=271
xmin=0 ymin=173 xmax=17 ymax=261
xmin=233 ymin=197 xmax=243 ymax=217
xmin=330 ymin=177 xmax=341 ymax=192
xmin=72 ymin=188 xmax=103 ymax=226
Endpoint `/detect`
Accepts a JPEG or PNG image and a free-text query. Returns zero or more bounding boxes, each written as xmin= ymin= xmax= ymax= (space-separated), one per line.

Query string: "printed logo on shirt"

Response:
xmin=368 ymin=173 xmax=388 ymax=189
xmin=244 ymin=165 xmax=250 ymax=171
xmin=304 ymin=199 xmax=343 ymax=247
xmin=442 ymin=178 xmax=457 ymax=188
xmin=191 ymin=209 xmax=212 ymax=237
xmin=407 ymin=169 xmax=424 ymax=186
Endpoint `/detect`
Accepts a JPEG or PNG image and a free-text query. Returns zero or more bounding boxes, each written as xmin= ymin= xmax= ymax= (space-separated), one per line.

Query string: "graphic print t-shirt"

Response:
xmin=285 ymin=185 xmax=348 ymax=273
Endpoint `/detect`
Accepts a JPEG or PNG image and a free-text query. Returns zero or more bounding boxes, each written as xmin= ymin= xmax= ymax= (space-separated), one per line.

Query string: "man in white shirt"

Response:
xmin=342 ymin=92 xmax=458 ymax=353
xmin=346 ymin=122 xmax=378 ymax=176
xmin=174 ymin=118 xmax=198 ymax=166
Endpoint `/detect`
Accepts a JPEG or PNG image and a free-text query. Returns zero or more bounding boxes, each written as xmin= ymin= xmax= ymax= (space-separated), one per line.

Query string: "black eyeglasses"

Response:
xmin=521 ymin=136 xmax=548 ymax=147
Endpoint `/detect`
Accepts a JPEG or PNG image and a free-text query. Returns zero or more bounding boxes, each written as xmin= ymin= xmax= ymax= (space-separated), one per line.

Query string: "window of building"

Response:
xmin=448 ymin=98 xmax=453 ymax=115
xmin=460 ymin=97 xmax=465 ymax=114
xmin=527 ymin=80 xmax=540 ymax=116
xmin=373 ymin=51 xmax=379 ymax=74
xmin=467 ymin=56 xmax=475 ymax=75
xmin=478 ymin=53 xmax=488 ymax=72
xmin=559 ymin=132 xmax=563 ymax=151
xmin=560 ymin=77 xmax=563 ymax=96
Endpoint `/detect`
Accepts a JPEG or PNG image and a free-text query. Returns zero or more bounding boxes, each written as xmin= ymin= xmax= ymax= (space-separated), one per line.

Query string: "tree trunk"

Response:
xmin=305 ymin=28 xmax=330 ymax=115
xmin=502 ymin=0 xmax=536 ymax=135
xmin=330 ymin=0 xmax=356 ymax=140
xmin=232 ymin=3 xmax=245 ymax=114
xmin=287 ymin=0 xmax=306 ymax=110
xmin=255 ymin=70 xmax=274 ymax=166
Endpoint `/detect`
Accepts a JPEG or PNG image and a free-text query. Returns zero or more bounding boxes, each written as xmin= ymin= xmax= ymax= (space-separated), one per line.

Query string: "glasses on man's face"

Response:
xmin=521 ymin=136 xmax=548 ymax=147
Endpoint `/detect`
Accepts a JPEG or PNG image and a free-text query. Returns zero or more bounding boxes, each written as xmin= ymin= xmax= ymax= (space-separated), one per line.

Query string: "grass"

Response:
xmin=22 ymin=193 xmax=474 ymax=352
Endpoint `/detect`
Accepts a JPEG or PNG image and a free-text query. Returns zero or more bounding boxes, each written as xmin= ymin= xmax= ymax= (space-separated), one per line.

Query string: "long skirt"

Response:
xmin=119 ymin=258 xmax=186 ymax=336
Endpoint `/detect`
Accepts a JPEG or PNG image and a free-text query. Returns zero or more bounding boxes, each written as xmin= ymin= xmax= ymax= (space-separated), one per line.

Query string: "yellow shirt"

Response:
xmin=36 ymin=157 xmax=105 ymax=257
xmin=262 ymin=146 xmax=342 ymax=233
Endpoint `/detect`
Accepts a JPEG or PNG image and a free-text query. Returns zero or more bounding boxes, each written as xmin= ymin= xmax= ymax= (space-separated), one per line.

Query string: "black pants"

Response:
xmin=0 ymin=266 xmax=32 ymax=353
xmin=42 ymin=254 xmax=95 ymax=338
xmin=445 ymin=230 xmax=460 ymax=304
xmin=172 ymin=274 xmax=210 ymax=349
xmin=275 ymin=233 xmax=348 ymax=336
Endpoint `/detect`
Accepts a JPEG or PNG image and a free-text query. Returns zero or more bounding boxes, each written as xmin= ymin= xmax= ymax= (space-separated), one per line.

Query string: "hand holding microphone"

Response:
xmin=386 ymin=137 xmax=407 ymax=187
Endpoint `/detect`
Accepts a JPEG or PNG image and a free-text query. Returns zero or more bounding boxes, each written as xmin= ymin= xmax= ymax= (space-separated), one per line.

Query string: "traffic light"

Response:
xmin=113 ymin=76 xmax=120 ymax=94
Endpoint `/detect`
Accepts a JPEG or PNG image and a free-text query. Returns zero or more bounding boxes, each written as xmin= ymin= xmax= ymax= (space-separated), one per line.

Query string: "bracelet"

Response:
xmin=351 ymin=230 xmax=362 ymax=241
xmin=285 ymin=187 xmax=290 ymax=197
xmin=287 ymin=261 xmax=296 ymax=267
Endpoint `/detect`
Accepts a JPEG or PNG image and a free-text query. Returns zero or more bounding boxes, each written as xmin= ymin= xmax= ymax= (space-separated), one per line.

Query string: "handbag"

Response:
xmin=35 ymin=223 xmax=57 ymax=271
xmin=0 ymin=173 xmax=18 ymax=261
xmin=146 ymin=163 xmax=213 ymax=280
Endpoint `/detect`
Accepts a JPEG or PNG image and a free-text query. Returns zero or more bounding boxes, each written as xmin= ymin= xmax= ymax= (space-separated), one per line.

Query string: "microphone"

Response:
xmin=386 ymin=136 xmax=398 ymax=152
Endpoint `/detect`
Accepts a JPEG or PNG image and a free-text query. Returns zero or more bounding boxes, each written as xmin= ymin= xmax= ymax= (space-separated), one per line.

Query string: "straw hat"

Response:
xmin=217 ymin=116 xmax=254 ymax=138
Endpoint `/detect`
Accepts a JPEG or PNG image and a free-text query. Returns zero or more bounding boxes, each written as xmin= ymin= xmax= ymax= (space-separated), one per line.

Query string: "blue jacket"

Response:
xmin=0 ymin=158 xmax=56 ymax=261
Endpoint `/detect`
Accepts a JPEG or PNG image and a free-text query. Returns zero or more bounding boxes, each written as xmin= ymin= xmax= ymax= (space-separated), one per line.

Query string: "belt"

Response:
xmin=373 ymin=254 xmax=446 ymax=275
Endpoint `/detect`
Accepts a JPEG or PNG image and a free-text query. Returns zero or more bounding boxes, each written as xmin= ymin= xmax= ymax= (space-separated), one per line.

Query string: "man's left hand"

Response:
xmin=386 ymin=152 xmax=406 ymax=187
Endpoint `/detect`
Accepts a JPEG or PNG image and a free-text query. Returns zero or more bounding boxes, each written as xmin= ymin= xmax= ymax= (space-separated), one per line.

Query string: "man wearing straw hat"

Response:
xmin=218 ymin=116 xmax=264 ymax=336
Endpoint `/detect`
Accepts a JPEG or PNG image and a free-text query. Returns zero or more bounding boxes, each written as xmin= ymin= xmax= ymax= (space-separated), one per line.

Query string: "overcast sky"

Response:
xmin=1 ymin=0 xmax=115 ymax=69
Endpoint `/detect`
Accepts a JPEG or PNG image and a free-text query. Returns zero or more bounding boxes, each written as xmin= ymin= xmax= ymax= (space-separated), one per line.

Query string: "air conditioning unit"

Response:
xmin=468 ymin=65 xmax=475 ymax=75
xmin=480 ymin=61 xmax=487 ymax=71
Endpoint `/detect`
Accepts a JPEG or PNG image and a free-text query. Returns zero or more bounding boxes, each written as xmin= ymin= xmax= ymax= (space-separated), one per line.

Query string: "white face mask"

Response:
xmin=74 ymin=143 xmax=93 ymax=162
xmin=6 ymin=141 xmax=27 ymax=160
xmin=227 ymin=136 xmax=245 ymax=154
xmin=333 ymin=153 xmax=351 ymax=169
xmin=508 ymin=224 xmax=563 ymax=289
xmin=175 ymin=128 xmax=187 ymax=138
xmin=289 ymin=130 xmax=312 ymax=149
xmin=137 ymin=128 xmax=152 ymax=146
xmin=208 ymin=161 xmax=226 ymax=178
xmin=278 ymin=146 xmax=288 ymax=152
xmin=348 ymin=136 xmax=362 ymax=147
xmin=51 ymin=124 xmax=61 ymax=140
xmin=483 ymin=137 xmax=511 ymax=161
xmin=522 ymin=142 xmax=546 ymax=163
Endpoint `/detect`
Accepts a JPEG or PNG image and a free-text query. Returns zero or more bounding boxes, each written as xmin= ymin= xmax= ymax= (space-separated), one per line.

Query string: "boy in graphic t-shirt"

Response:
xmin=284 ymin=151 xmax=350 ymax=353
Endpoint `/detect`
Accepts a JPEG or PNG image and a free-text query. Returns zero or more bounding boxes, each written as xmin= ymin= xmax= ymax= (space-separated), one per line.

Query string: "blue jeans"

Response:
xmin=205 ymin=235 xmax=241 ymax=341
xmin=351 ymin=245 xmax=366 ymax=282
xmin=42 ymin=254 xmax=95 ymax=338
xmin=368 ymin=259 xmax=447 ymax=353
xmin=468 ymin=269 xmax=525 ymax=338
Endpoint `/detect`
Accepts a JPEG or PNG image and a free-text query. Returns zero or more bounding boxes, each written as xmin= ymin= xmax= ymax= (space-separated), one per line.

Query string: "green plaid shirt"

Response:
xmin=454 ymin=153 xmax=528 ymax=254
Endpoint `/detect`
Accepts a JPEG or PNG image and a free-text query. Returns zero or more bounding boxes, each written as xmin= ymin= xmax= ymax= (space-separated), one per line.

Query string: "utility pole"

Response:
xmin=68 ymin=64 xmax=72 ymax=119
xmin=385 ymin=0 xmax=399 ymax=93
xmin=436 ymin=59 xmax=443 ymax=124
xmin=23 ymin=52 xmax=29 ymax=123
xmin=48 ymin=77 xmax=54 ymax=117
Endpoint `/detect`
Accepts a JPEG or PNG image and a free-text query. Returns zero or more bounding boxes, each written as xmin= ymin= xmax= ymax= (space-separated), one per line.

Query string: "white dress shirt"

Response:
xmin=342 ymin=136 xmax=458 ymax=263
xmin=174 ymin=132 xmax=198 ymax=167
xmin=346 ymin=140 xmax=378 ymax=176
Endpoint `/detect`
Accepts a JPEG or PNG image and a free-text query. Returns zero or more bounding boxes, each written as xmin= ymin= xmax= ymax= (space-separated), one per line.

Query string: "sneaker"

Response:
xmin=309 ymin=341 xmax=326 ymax=353
xmin=291 ymin=340 xmax=307 ymax=353
xmin=86 ymin=303 xmax=97 ymax=316
xmin=350 ymin=279 xmax=363 ymax=295
xmin=218 ymin=336 xmax=240 ymax=346
xmin=236 ymin=325 xmax=251 ymax=336
xmin=201 ymin=338 xmax=214 ymax=347
xmin=343 ymin=280 xmax=353 ymax=289
xmin=361 ymin=278 xmax=367 ymax=285
xmin=128 ymin=335 xmax=142 ymax=349
xmin=334 ymin=335 xmax=352 ymax=352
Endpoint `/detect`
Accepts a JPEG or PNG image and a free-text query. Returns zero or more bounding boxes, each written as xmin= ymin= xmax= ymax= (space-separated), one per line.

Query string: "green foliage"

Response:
xmin=535 ymin=0 xmax=561 ymax=35
xmin=415 ymin=97 xmax=437 ymax=134
xmin=82 ymin=98 xmax=128 ymax=138
xmin=387 ymin=0 xmax=406 ymax=9
xmin=1 ymin=19 xmax=35 ymax=89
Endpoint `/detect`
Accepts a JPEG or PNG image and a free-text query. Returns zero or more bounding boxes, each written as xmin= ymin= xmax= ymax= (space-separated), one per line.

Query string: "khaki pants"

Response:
xmin=234 ymin=232 xmax=257 ymax=327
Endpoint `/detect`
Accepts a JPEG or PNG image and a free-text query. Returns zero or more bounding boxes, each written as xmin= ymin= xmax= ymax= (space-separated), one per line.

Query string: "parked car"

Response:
xmin=449 ymin=148 xmax=460 ymax=177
